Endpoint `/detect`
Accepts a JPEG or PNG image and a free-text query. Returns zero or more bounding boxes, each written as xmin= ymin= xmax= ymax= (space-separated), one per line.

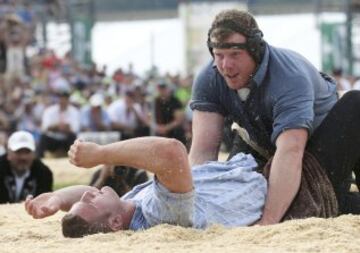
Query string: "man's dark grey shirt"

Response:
xmin=190 ymin=43 xmax=338 ymax=152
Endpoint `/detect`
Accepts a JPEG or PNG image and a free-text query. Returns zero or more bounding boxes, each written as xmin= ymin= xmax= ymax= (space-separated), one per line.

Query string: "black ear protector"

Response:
xmin=245 ymin=29 xmax=265 ymax=64
xmin=207 ymin=25 xmax=265 ymax=64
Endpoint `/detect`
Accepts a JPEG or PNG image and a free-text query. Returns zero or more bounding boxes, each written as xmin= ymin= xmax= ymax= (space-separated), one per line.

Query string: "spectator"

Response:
xmin=3 ymin=13 xmax=29 ymax=87
xmin=0 ymin=131 xmax=53 ymax=203
xmin=133 ymin=85 xmax=151 ymax=137
xmin=80 ymin=93 xmax=111 ymax=132
xmin=107 ymin=89 xmax=145 ymax=140
xmin=332 ymin=68 xmax=351 ymax=96
xmin=154 ymin=82 xmax=186 ymax=145
xmin=15 ymin=98 xmax=41 ymax=144
xmin=38 ymin=89 xmax=80 ymax=157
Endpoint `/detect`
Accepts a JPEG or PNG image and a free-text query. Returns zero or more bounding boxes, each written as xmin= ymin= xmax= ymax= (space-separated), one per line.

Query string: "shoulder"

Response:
xmin=109 ymin=99 xmax=124 ymax=109
xmin=193 ymin=60 xmax=219 ymax=86
xmin=170 ymin=95 xmax=182 ymax=105
xmin=43 ymin=104 xmax=58 ymax=114
xmin=264 ymin=46 xmax=319 ymax=96
xmin=0 ymin=154 xmax=7 ymax=162
xmin=0 ymin=155 xmax=10 ymax=173
xmin=192 ymin=60 xmax=227 ymax=98
xmin=31 ymin=159 xmax=53 ymax=175
xmin=268 ymin=46 xmax=318 ymax=77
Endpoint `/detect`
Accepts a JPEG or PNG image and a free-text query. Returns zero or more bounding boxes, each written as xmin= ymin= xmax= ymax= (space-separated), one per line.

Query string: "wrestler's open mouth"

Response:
xmin=226 ymin=73 xmax=238 ymax=79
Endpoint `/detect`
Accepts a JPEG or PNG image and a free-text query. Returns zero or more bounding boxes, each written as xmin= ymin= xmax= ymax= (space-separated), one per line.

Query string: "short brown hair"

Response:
xmin=61 ymin=213 xmax=111 ymax=238
xmin=209 ymin=9 xmax=259 ymax=42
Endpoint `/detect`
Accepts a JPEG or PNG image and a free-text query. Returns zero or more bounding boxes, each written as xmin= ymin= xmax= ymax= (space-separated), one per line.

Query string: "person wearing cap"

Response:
xmin=0 ymin=131 xmax=53 ymax=203
xmin=189 ymin=9 xmax=360 ymax=224
xmin=38 ymin=89 xmax=80 ymax=157
xmin=80 ymin=93 xmax=111 ymax=132
xmin=3 ymin=13 xmax=30 ymax=87
xmin=107 ymin=88 xmax=147 ymax=140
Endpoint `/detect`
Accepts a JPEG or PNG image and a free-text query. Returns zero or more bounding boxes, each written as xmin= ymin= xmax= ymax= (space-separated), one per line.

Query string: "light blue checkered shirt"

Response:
xmin=122 ymin=153 xmax=267 ymax=230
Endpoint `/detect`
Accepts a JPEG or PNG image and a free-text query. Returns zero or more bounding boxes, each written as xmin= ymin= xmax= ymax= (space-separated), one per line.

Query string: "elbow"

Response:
xmin=161 ymin=138 xmax=188 ymax=159
xmin=286 ymin=140 xmax=305 ymax=156
xmin=156 ymin=138 xmax=188 ymax=171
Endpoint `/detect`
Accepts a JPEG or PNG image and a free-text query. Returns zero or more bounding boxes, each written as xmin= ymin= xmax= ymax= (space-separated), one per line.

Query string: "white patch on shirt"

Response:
xmin=237 ymin=88 xmax=251 ymax=101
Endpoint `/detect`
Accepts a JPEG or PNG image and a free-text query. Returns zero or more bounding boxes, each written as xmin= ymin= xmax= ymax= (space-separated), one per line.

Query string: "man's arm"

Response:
xmin=258 ymin=128 xmax=308 ymax=225
xmin=189 ymin=111 xmax=224 ymax=166
xmin=110 ymin=121 xmax=135 ymax=133
xmin=69 ymin=137 xmax=192 ymax=193
xmin=25 ymin=185 xmax=98 ymax=219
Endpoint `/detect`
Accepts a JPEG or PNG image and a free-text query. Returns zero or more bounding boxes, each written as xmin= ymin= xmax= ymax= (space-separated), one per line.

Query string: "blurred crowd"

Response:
xmin=0 ymin=1 xmax=194 ymax=158
xmin=0 ymin=46 xmax=194 ymax=156
xmin=0 ymin=0 xmax=195 ymax=204
xmin=332 ymin=67 xmax=360 ymax=96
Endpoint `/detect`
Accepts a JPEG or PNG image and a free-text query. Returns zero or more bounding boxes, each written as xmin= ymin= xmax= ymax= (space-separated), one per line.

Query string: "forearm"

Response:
xmin=189 ymin=146 xmax=219 ymax=166
xmin=46 ymin=124 xmax=59 ymax=131
xmin=189 ymin=111 xmax=224 ymax=166
xmin=164 ymin=118 xmax=184 ymax=132
xmin=53 ymin=185 xmax=97 ymax=211
xmin=104 ymin=137 xmax=187 ymax=174
xmin=260 ymin=149 xmax=302 ymax=224
xmin=165 ymin=112 xmax=185 ymax=131
xmin=111 ymin=122 xmax=133 ymax=132
xmin=259 ymin=128 xmax=307 ymax=225
xmin=70 ymin=137 xmax=192 ymax=193
xmin=73 ymin=137 xmax=187 ymax=176
xmin=94 ymin=123 xmax=109 ymax=131
xmin=132 ymin=109 xmax=150 ymax=126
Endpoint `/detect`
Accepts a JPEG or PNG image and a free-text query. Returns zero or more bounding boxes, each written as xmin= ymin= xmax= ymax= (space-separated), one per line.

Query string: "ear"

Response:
xmin=107 ymin=214 xmax=123 ymax=231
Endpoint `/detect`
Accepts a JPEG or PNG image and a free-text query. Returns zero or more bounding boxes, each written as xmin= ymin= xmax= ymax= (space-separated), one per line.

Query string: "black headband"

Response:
xmin=207 ymin=18 xmax=265 ymax=63
xmin=207 ymin=41 xmax=248 ymax=50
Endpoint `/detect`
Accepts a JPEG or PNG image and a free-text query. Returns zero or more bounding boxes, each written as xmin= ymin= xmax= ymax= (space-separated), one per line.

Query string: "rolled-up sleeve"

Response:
xmin=190 ymin=63 xmax=227 ymax=116
xmin=271 ymin=75 xmax=314 ymax=143
xmin=141 ymin=178 xmax=195 ymax=228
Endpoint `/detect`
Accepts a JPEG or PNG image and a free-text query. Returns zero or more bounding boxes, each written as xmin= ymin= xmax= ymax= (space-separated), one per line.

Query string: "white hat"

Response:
xmin=90 ymin=93 xmax=104 ymax=107
xmin=7 ymin=131 xmax=35 ymax=152
xmin=53 ymin=77 xmax=71 ymax=94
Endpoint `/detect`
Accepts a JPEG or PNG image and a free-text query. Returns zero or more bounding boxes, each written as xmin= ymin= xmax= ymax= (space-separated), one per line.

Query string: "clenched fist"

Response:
xmin=68 ymin=139 xmax=103 ymax=168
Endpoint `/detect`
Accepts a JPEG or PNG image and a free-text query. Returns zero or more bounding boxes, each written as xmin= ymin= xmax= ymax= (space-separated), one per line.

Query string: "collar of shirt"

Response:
xmin=128 ymin=204 xmax=150 ymax=231
xmin=12 ymin=169 xmax=31 ymax=201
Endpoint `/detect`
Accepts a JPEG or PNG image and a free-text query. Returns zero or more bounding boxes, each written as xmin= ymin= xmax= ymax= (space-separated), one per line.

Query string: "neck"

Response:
xmin=60 ymin=104 xmax=67 ymax=111
xmin=120 ymin=200 xmax=136 ymax=229
xmin=11 ymin=167 xmax=29 ymax=177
